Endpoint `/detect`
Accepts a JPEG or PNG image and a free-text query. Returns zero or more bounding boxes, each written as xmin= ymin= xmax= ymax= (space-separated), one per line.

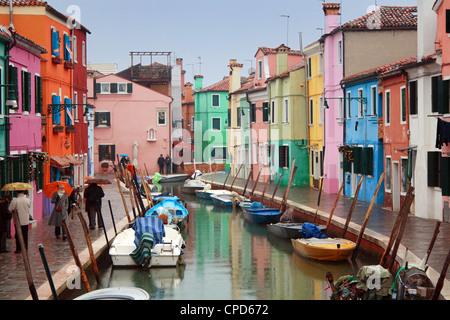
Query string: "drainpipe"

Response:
xmin=9 ymin=0 xmax=14 ymax=30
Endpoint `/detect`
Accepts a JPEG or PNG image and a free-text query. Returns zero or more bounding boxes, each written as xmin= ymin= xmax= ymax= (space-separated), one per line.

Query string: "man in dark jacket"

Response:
xmin=158 ymin=154 xmax=165 ymax=174
xmin=83 ymin=183 xmax=105 ymax=229
xmin=0 ymin=195 xmax=12 ymax=252
xmin=165 ymin=154 xmax=171 ymax=174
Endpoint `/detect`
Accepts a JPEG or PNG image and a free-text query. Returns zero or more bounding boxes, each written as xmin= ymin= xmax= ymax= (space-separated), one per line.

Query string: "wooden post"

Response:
xmin=313 ymin=176 xmax=324 ymax=225
xmin=425 ymin=220 xmax=441 ymax=266
xmin=108 ymin=200 xmax=118 ymax=236
xmin=342 ymin=175 xmax=365 ymax=239
xmin=113 ymin=166 xmax=131 ymax=223
xmin=431 ymin=248 xmax=450 ymax=300
xmin=38 ymin=244 xmax=58 ymax=300
xmin=11 ymin=209 xmax=39 ymax=300
xmin=352 ymin=173 xmax=385 ymax=259
xmin=325 ymin=182 xmax=344 ymax=229
xmin=280 ymin=165 xmax=297 ymax=212
xmin=242 ymin=168 xmax=253 ymax=197
xmin=77 ymin=211 xmax=101 ymax=283
xmin=62 ymin=219 xmax=91 ymax=292
xmin=249 ymin=170 xmax=262 ymax=201
xmin=210 ymin=163 xmax=219 ymax=185
xmin=222 ymin=169 xmax=231 ymax=189
xmin=203 ymin=168 xmax=210 ymax=183
xmin=269 ymin=173 xmax=284 ymax=207
xmin=260 ymin=176 xmax=270 ymax=205
xmin=379 ymin=187 xmax=414 ymax=267
xmin=126 ymin=172 xmax=137 ymax=220
xmin=139 ymin=169 xmax=153 ymax=208
xmin=230 ymin=163 xmax=244 ymax=191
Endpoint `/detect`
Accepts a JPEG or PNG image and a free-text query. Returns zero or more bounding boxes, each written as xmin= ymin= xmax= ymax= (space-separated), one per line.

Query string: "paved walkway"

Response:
xmin=0 ymin=172 xmax=448 ymax=300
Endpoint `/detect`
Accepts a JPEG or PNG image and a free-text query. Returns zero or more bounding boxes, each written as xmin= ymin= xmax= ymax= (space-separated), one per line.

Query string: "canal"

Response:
xmin=60 ymin=182 xmax=377 ymax=300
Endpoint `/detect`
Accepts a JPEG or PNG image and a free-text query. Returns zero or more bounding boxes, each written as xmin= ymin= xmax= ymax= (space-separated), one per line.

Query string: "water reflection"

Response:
xmin=63 ymin=182 xmax=376 ymax=300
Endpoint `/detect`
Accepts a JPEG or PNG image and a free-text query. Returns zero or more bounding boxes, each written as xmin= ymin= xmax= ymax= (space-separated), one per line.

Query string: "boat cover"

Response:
xmin=300 ymin=223 xmax=326 ymax=239
xmin=250 ymin=202 xmax=264 ymax=209
xmin=132 ymin=217 xmax=166 ymax=247
xmin=130 ymin=232 xmax=155 ymax=266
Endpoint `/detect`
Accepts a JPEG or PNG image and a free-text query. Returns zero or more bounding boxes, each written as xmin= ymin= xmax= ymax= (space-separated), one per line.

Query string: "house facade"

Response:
xmin=88 ymin=74 xmax=172 ymax=175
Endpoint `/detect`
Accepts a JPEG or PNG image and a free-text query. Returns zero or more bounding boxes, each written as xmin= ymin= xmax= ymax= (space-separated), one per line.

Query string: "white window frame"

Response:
xmin=118 ymin=82 xmax=128 ymax=94
xmin=147 ymin=127 xmax=156 ymax=141
xmin=338 ymin=96 xmax=344 ymax=123
xmin=73 ymin=91 xmax=78 ymax=122
xmin=283 ymin=98 xmax=289 ymax=123
xmin=400 ymin=156 xmax=408 ymax=195
xmin=370 ymin=85 xmax=377 ymax=116
xmin=83 ymin=94 xmax=87 ymax=124
xmin=309 ymin=98 xmax=314 ymax=126
xmin=271 ymin=100 xmax=275 ymax=124
xmin=319 ymin=96 xmax=323 ymax=126
xmin=82 ymin=41 xmax=86 ymax=67
xmin=211 ymin=94 xmax=220 ymax=107
xmin=258 ymin=60 xmax=263 ymax=80
xmin=385 ymin=89 xmax=391 ymax=126
xmin=100 ymin=83 xmax=110 ymax=94
xmin=157 ymin=110 xmax=167 ymax=126
xmin=385 ymin=155 xmax=392 ymax=192
xmin=400 ymin=85 xmax=407 ymax=124
xmin=73 ymin=35 xmax=77 ymax=63
xmin=358 ymin=88 xmax=364 ymax=118
xmin=346 ymin=91 xmax=351 ymax=119
xmin=211 ymin=117 xmax=221 ymax=131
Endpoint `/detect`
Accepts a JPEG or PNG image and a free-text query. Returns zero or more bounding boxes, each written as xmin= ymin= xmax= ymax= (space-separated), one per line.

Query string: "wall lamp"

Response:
xmin=0 ymin=84 xmax=18 ymax=109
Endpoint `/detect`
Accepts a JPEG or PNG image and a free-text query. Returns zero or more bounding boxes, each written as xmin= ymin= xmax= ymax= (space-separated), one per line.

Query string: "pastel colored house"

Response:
xmin=193 ymin=75 xmax=229 ymax=166
xmin=88 ymin=74 xmax=172 ymax=174
xmin=320 ymin=3 xmax=417 ymax=195
xmin=341 ymin=70 xmax=384 ymax=204
xmin=304 ymin=41 xmax=324 ymax=189
xmin=266 ymin=47 xmax=308 ymax=187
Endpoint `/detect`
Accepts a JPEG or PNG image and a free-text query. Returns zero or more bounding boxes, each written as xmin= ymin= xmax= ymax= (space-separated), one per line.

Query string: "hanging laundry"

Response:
xmin=435 ymin=118 xmax=450 ymax=149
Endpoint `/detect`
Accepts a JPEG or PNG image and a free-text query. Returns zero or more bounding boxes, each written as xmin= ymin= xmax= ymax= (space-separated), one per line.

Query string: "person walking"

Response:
xmin=0 ymin=195 xmax=12 ymax=253
xmin=48 ymin=184 xmax=69 ymax=240
xmin=165 ymin=154 xmax=172 ymax=174
xmin=83 ymin=182 xmax=105 ymax=229
xmin=8 ymin=191 xmax=31 ymax=253
xmin=158 ymin=154 xmax=165 ymax=174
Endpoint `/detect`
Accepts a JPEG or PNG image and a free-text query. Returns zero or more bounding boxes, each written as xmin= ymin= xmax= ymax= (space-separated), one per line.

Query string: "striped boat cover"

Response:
xmin=132 ymin=217 xmax=166 ymax=247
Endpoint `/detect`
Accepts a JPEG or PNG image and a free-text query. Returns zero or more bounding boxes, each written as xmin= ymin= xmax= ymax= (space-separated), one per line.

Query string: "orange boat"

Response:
xmin=291 ymin=238 xmax=356 ymax=262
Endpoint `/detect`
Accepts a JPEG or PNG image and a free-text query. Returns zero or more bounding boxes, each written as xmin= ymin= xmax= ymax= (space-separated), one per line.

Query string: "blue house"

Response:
xmin=341 ymin=71 xmax=384 ymax=204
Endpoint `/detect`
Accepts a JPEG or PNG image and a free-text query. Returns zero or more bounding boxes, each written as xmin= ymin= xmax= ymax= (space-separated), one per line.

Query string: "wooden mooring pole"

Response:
xmin=342 ymin=176 xmax=364 ymax=239
xmin=76 ymin=211 xmax=101 ymax=283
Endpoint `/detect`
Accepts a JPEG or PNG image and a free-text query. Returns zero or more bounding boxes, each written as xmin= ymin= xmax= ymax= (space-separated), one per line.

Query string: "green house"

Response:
xmin=193 ymin=75 xmax=230 ymax=168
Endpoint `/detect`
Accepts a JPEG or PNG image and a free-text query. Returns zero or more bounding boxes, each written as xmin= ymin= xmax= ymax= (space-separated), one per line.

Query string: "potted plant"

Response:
xmin=100 ymin=161 xmax=110 ymax=173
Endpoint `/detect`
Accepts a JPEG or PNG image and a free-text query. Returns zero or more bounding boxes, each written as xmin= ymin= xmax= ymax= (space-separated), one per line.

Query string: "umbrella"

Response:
xmin=1 ymin=182 xmax=34 ymax=192
xmin=42 ymin=181 xmax=73 ymax=199
xmin=84 ymin=178 xmax=111 ymax=185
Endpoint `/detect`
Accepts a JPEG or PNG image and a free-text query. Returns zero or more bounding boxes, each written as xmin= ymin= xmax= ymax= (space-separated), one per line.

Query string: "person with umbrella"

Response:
xmin=83 ymin=182 xmax=105 ymax=229
xmin=8 ymin=190 xmax=31 ymax=252
xmin=48 ymin=184 xmax=69 ymax=240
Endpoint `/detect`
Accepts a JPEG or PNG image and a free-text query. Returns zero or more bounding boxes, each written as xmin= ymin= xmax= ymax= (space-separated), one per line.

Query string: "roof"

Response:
xmin=266 ymin=62 xmax=306 ymax=82
xmin=255 ymin=44 xmax=303 ymax=57
xmin=0 ymin=0 xmax=91 ymax=34
xmin=341 ymin=6 xmax=417 ymax=30
xmin=198 ymin=76 xmax=247 ymax=93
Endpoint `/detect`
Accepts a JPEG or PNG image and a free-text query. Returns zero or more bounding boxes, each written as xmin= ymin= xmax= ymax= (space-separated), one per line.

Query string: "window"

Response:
xmin=100 ymin=83 xmax=110 ymax=94
xmin=346 ymin=91 xmax=351 ymax=119
xmin=338 ymin=97 xmax=344 ymax=122
xmin=337 ymin=40 xmax=343 ymax=64
xmin=73 ymin=36 xmax=77 ymax=63
xmin=358 ymin=88 xmax=364 ymax=118
xmin=52 ymin=95 xmax=61 ymax=125
xmin=409 ymin=80 xmax=417 ymax=115
xmin=436 ymin=77 xmax=450 ymax=114
xmin=309 ymin=98 xmax=314 ymax=125
xmin=385 ymin=90 xmax=391 ymax=125
xmin=211 ymin=147 xmax=227 ymax=160
xmin=212 ymin=117 xmax=221 ymax=131
xmin=371 ymin=85 xmax=377 ymax=116
xmin=279 ymin=145 xmax=289 ymax=168
xmin=98 ymin=144 xmax=115 ymax=162
xmin=63 ymin=33 xmax=72 ymax=62
xmin=432 ymin=76 xmax=440 ymax=113
xmin=263 ymin=102 xmax=269 ymax=122
xmin=308 ymin=57 xmax=312 ymax=78
xmin=319 ymin=53 xmax=323 ymax=74
xmin=271 ymin=101 xmax=275 ymax=124
xmin=118 ymin=83 xmax=128 ymax=94
xmin=385 ymin=156 xmax=392 ymax=191
xmin=236 ymin=107 xmax=241 ymax=127
xmin=250 ymin=103 xmax=256 ymax=123
xmin=82 ymin=41 xmax=86 ymax=66
xmin=191 ymin=116 xmax=195 ymax=130
xmin=401 ymin=157 xmax=408 ymax=194
xmin=310 ymin=149 xmax=315 ymax=177
xmin=258 ymin=60 xmax=262 ymax=79
xmin=21 ymin=70 xmax=31 ymax=113
xmin=157 ymin=111 xmax=167 ymax=125
xmin=362 ymin=147 xmax=374 ymax=176
xmin=51 ymin=27 xmax=60 ymax=57
xmin=147 ymin=128 xmax=156 ymax=141
xmin=400 ymin=86 xmax=407 ymax=124
xmin=35 ymin=75 xmax=43 ymax=114
xmin=95 ymin=111 xmax=110 ymax=127
xmin=427 ymin=151 xmax=441 ymax=187
xmin=284 ymin=99 xmax=289 ymax=123
xmin=252 ymin=142 xmax=258 ymax=164
xmin=212 ymin=94 xmax=220 ymax=107
xmin=73 ymin=91 xmax=78 ymax=121
xmin=65 ymin=98 xmax=73 ymax=126
xmin=83 ymin=94 xmax=87 ymax=124
xmin=319 ymin=96 xmax=323 ymax=125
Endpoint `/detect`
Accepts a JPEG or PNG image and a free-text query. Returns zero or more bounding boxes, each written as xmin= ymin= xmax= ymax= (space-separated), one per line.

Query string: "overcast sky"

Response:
xmin=50 ymin=0 xmax=417 ymax=87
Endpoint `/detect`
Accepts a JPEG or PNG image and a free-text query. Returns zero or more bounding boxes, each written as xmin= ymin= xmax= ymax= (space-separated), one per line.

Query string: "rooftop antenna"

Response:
xmin=198 ymin=56 xmax=203 ymax=74
xmin=280 ymin=15 xmax=290 ymax=46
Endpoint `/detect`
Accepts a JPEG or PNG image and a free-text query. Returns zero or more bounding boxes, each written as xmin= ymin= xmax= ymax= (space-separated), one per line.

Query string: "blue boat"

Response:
xmin=243 ymin=203 xmax=282 ymax=224
xmin=145 ymin=198 xmax=189 ymax=229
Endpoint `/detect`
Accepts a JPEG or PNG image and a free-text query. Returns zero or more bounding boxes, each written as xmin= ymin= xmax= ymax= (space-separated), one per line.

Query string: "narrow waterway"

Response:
xmin=61 ymin=182 xmax=376 ymax=300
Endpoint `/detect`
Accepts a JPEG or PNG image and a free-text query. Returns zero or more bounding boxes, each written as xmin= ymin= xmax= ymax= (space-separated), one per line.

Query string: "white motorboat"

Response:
xmin=181 ymin=179 xmax=206 ymax=194
xmin=74 ymin=287 xmax=150 ymax=300
xmin=109 ymin=218 xmax=185 ymax=268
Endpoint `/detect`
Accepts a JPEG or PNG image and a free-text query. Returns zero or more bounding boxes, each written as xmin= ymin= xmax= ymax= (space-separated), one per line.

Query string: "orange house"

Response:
xmin=0 ymin=1 xmax=90 ymax=187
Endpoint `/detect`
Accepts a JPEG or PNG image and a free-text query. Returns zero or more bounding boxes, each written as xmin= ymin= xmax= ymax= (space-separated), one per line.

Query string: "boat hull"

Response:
xmin=267 ymin=223 xmax=327 ymax=239
xmin=158 ymin=174 xmax=189 ymax=183
xmin=243 ymin=208 xmax=282 ymax=224
xmin=291 ymin=238 xmax=356 ymax=262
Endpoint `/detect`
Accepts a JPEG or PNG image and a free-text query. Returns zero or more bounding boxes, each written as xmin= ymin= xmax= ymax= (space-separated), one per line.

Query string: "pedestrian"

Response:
xmin=8 ymin=190 xmax=31 ymax=253
xmin=158 ymin=154 xmax=165 ymax=174
xmin=165 ymin=154 xmax=171 ymax=174
xmin=83 ymin=182 xmax=105 ymax=229
xmin=0 ymin=195 xmax=12 ymax=253
xmin=48 ymin=184 xmax=69 ymax=240
xmin=69 ymin=187 xmax=82 ymax=220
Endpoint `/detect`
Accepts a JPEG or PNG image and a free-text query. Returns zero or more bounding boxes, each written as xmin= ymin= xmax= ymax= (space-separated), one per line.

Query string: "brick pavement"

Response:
xmin=0 ymin=172 xmax=448 ymax=300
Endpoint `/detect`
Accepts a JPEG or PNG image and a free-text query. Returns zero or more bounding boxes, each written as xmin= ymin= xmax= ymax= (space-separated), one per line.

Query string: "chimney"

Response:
xmin=229 ymin=59 xmax=243 ymax=93
xmin=276 ymin=44 xmax=289 ymax=75
xmin=194 ymin=75 xmax=203 ymax=91
xmin=323 ymin=3 xmax=340 ymax=34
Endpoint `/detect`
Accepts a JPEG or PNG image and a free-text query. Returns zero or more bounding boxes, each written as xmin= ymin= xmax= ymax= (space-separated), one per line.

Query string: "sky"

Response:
xmin=50 ymin=0 xmax=418 ymax=87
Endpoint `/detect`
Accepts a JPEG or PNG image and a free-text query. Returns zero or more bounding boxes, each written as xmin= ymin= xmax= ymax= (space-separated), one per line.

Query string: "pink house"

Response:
xmin=87 ymin=74 xmax=172 ymax=174
xmin=8 ymin=31 xmax=46 ymax=223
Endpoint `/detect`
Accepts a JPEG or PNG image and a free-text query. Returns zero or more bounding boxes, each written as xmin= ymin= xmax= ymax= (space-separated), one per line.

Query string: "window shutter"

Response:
xmin=427 ymin=151 xmax=441 ymax=187
xmin=127 ymin=83 xmax=133 ymax=93
xmin=263 ymin=102 xmax=269 ymax=122
xmin=362 ymin=147 xmax=374 ymax=176
xmin=35 ymin=75 xmax=42 ymax=114
xmin=52 ymin=29 xmax=60 ymax=57
xmin=409 ymin=81 xmax=417 ymax=115
xmin=438 ymin=79 xmax=449 ymax=115
xmin=110 ymin=83 xmax=118 ymax=93
xmin=37 ymin=159 xmax=44 ymax=190
xmin=95 ymin=83 xmax=101 ymax=93
xmin=64 ymin=34 xmax=71 ymax=61
xmin=65 ymin=98 xmax=72 ymax=126
xmin=250 ymin=104 xmax=256 ymax=122
xmin=9 ymin=66 xmax=18 ymax=106
xmin=353 ymin=147 xmax=362 ymax=174
xmin=441 ymin=156 xmax=450 ymax=196
xmin=94 ymin=113 xmax=100 ymax=127
xmin=227 ymin=109 xmax=231 ymax=128
xmin=52 ymin=95 xmax=61 ymax=125
xmin=26 ymin=72 xmax=31 ymax=112
xmin=432 ymin=76 xmax=439 ymax=113
xmin=237 ymin=107 xmax=241 ymax=127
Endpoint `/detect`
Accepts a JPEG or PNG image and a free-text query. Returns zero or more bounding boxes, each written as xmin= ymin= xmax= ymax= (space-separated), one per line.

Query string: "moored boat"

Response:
xmin=243 ymin=206 xmax=283 ymax=224
xmin=196 ymin=188 xmax=231 ymax=200
xmin=267 ymin=222 xmax=327 ymax=239
xmin=291 ymin=237 xmax=356 ymax=262
xmin=181 ymin=179 xmax=206 ymax=194
xmin=145 ymin=198 xmax=189 ymax=229
xmin=153 ymin=174 xmax=189 ymax=183
xmin=74 ymin=287 xmax=151 ymax=300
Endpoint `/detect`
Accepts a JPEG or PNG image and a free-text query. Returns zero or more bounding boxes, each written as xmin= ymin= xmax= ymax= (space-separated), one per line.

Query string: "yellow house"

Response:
xmin=304 ymin=41 xmax=324 ymax=189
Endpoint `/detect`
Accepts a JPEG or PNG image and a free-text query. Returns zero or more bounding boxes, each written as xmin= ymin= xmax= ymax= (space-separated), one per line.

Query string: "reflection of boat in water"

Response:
xmin=291 ymin=238 xmax=356 ymax=262
xmin=74 ymin=287 xmax=150 ymax=300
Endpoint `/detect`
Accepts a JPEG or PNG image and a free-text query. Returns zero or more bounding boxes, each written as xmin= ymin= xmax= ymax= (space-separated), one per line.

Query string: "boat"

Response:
xmin=267 ymin=222 xmax=327 ymax=239
xmin=145 ymin=198 xmax=189 ymax=228
xmin=243 ymin=203 xmax=283 ymax=224
xmin=181 ymin=179 xmax=205 ymax=194
xmin=109 ymin=217 xmax=185 ymax=268
xmin=74 ymin=287 xmax=150 ymax=300
xmin=151 ymin=174 xmax=189 ymax=183
xmin=196 ymin=188 xmax=232 ymax=200
xmin=291 ymin=237 xmax=356 ymax=262
xmin=210 ymin=192 xmax=249 ymax=208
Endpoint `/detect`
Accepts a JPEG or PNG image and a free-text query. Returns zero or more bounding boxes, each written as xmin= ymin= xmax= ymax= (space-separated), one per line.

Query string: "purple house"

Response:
xmin=8 ymin=30 xmax=47 ymax=223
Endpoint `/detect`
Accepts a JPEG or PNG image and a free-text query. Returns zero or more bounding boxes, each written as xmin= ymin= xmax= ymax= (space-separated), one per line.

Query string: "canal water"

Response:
xmin=61 ymin=182 xmax=376 ymax=300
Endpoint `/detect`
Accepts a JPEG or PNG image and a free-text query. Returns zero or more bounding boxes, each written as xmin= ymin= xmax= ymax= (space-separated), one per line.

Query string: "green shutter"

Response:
xmin=127 ymin=83 xmax=133 ymax=93
xmin=227 ymin=109 xmax=231 ymax=128
xmin=35 ymin=75 xmax=43 ymax=114
xmin=95 ymin=83 xmax=101 ymax=93
xmin=438 ymin=79 xmax=449 ymax=115
xmin=441 ymin=157 xmax=450 ymax=196
xmin=37 ymin=159 xmax=44 ymax=190
xmin=250 ymin=104 xmax=256 ymax=122
xmin=110 ymin=83 xmax=118 ymax=93
xmin=427 ymin=151 xmax=441 ymax=187
xmin=9 ymin=66 xmax=18 ymax=107
xmin=362 ymin=147 xmax=374 ymax=176
xmin=263 ymin=102 xmax=269 ymax=122
xmin=353 ymin=147 xmax=362 ymax=175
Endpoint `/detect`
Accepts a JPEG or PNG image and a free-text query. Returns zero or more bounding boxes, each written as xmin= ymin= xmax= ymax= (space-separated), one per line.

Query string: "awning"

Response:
xmin=49 ymin=156 xmax=71 ymax=168
xmin=65 ymin=154 xmax=83 ymax=166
